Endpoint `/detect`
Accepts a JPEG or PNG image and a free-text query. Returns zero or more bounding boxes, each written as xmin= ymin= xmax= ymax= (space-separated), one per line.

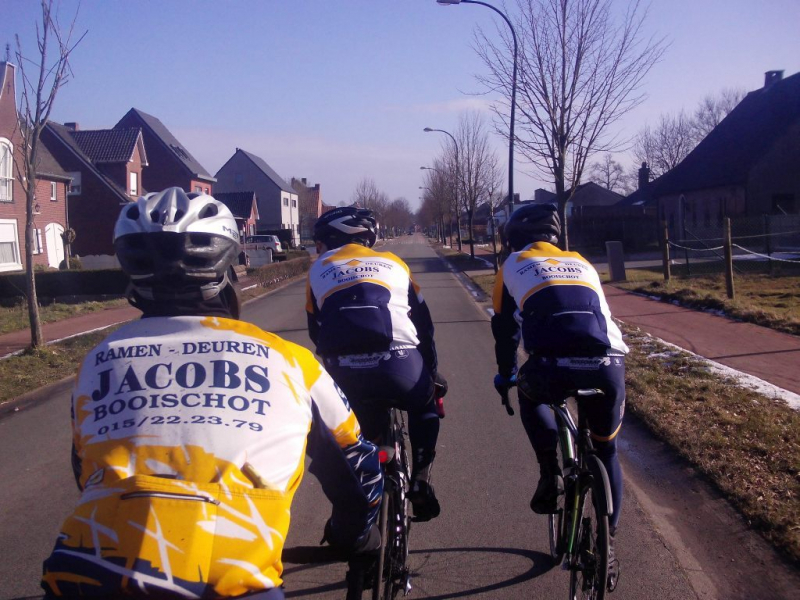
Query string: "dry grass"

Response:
xmin=0 ymin=298 xmax=128 ymax=336
xmin=624 ymin=325 xmax=800 ymax=564
xmin=0 ymin=328 xmax=118 ymax=405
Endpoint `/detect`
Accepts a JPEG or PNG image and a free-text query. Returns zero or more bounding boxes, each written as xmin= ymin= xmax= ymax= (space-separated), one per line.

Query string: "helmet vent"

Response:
xmin=127 ymin=205 xmax=140 ymax=220
xmin=198 ymin=204 xmax=219 ymax=219
xmin=174 ymin=209 xmax=185 ymax=221
xmin=150 ymin=209 xmax=161 ymax=223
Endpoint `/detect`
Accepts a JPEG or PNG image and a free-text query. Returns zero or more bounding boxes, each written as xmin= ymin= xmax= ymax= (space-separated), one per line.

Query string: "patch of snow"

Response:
xmin=645 ymin=335 xmax=800 ymax=411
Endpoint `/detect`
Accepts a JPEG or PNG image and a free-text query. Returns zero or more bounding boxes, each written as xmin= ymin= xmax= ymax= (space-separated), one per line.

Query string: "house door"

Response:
xmin=45 ymin=222 xmax=65 ymax=268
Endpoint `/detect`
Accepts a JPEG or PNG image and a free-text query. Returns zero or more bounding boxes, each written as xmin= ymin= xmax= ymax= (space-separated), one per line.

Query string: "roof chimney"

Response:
xmin=764 ymin=70 xmax=784 ymax=88
xmin=64 ymin=122 xmax=79 ymax=131
xmin=301 ymin=178 xmax=307 ymax=185
xmin=638 ymin=161 xmax=650 ymax=190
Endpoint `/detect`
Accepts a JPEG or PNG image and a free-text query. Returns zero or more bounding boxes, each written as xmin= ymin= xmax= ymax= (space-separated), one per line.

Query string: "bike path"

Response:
xmin=603 ymin=285 xmax=800 ymax=396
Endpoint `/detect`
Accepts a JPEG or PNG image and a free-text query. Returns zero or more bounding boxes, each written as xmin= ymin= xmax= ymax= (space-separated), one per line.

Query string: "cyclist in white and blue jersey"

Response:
xmin=492 ymin=203 xmax=627 ymax=590
xmin=306 ymin=207 xmax=446 ymax=522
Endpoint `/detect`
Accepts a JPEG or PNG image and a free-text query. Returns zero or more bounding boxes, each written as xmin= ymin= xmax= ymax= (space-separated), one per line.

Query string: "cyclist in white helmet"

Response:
xmin=41 ymin=188 xmax=382 ymax=599
xmin=306 ymin=207 xmax=446 ymax=522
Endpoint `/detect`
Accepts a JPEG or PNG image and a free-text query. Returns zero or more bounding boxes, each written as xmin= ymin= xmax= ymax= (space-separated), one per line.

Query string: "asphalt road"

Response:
xmin=0 ymin=235 xmax=794 ymax=599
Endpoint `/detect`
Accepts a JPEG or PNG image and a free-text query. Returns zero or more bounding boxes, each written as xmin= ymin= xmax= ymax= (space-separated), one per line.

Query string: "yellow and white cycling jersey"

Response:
xmin=42 ymin=316 xmax=380 ymax=598
xmin=306 ymin=244 xmax=436 ymax=370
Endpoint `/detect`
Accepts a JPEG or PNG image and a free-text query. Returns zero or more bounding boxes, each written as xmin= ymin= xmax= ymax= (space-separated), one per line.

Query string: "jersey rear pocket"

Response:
xmin=524 ymin=308 xmax=610 ymax=356
xmin=318 ymin=287 xmax=393 ymax=355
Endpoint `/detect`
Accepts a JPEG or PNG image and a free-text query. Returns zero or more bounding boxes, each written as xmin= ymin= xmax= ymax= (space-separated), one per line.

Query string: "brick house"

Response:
xmin=0 ymin=61 xmax=71 ymax=272
xmin=114 ymin=108 xmax=216 ymax=195
xmin=213 ymin=191 xmax=259 ymax=239
xmin=214 ymin=148 xmax=299 ymax=246
xmin=43 ymin=122 xmax=146 ymax=257
xmin=653 ymin=70 xmax=800 ymax=237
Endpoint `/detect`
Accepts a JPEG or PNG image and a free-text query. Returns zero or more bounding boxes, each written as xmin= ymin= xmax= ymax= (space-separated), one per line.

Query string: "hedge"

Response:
xmin=0 ymin=269 xmax=129 ymax=302
xmin=252 ymin=255 xmax=311 ymax=288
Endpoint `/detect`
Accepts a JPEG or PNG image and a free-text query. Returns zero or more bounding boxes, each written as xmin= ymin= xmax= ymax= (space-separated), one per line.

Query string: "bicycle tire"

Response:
xmin=569 ymin=456 xmax=610 ymax=600
xmin=372 ymin=489 xmax=391 ymax=600
xmin=548 ymin=444 xmax=567 ymax=564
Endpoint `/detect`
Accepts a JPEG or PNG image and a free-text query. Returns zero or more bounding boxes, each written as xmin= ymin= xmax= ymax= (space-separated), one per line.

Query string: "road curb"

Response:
xmin=0 ymin=375 xmax=74 ymax=420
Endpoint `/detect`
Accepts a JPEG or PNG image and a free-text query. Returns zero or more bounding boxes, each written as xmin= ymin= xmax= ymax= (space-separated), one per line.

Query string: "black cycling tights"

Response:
xmin=324 ymin=349 xmax=438 ymax=476
xmin=518 ymin=356 xmax=626 ymax=530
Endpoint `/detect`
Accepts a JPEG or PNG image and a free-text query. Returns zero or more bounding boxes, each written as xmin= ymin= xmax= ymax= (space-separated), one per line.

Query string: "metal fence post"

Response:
xmin=724 ymin=218 xmax=735 ymax=299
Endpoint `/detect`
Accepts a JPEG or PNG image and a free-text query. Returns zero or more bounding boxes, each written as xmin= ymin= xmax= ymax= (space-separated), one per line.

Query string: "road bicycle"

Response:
xmin=500 ymin=384 xmax=613 ymax=600
xmin=346 ymin=407 xmax=413 ymax=600
xmin=346 ymin=382 xmax=446 ymax=599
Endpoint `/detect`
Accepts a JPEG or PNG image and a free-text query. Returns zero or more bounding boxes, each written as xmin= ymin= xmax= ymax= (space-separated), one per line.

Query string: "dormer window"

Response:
xmin=50 ymin=182 xmax=57 ymax=201
xmin=130 ymin=172 xmax=138 ymax=196
xmin=0 ymin=138 xmax=12 ymax=203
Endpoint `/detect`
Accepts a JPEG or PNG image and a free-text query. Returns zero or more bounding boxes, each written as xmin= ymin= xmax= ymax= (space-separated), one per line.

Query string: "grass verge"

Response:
xmin=0 ymin=328 xmax=120 ymax=405
xmin=436 ymin=246 xmax=800 ymax=564
xmin=624 ymin=325 xmax=800 ymax=564
xmin=0 ymin=298 xmax=128 ymax=336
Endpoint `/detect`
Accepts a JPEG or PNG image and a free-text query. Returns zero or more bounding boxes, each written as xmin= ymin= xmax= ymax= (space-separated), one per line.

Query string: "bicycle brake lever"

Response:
xmin=500 ymin=389 xmax=515 ymax=416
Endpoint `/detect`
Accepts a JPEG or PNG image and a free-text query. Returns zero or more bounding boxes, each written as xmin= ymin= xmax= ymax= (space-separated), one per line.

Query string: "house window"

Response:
xmin=67 ymin=172 xmax=81 ymax=195
xmin=0 ymin=138 xmax=12 ymax=203
xmin=205 ymin=187 xmax=210 ymax=195
xmin=0 ymin=219 xmax=21 ymax=271
xmin=283 ymin=197 xmax=289 ymax=207
xmin=130 ymin=172 xmax=138 ymax=196
xmin=292 ymin=199 xmax=297 ymax=208
xmin=50 ymin=182 xmax=57 ymax=202
xmin=32 ymin=228 xmax=44 ymax=255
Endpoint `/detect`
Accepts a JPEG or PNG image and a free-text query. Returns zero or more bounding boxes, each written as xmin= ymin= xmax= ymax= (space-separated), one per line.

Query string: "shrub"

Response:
xmin=0 ymin=269 xmax=129 ymax=300
xmin=59 ymin=257 xmax=83 ymax=270
xmin=253 ymin=256 xmax=311 ymax=288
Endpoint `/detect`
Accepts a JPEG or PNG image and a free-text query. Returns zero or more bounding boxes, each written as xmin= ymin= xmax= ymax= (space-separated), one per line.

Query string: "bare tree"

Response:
xmin=633 ymin=110 xmax=695 ymax=179
xmin=692 ymin=87 xmax=746 ymax=140
xmin=452 ymin=112 xmax=500 ymax=258
xmin=588 ymin=153 xmax=626 ymax=192
xmin=14 ymin=0 xmax=85 ymax=348
xmin=352 ymin=177 xmax=381 ymax=210
xmin=475 ymin=0 xmax=665 ymax=249
xmin=420 ymin=159 xmax=454 ymax=245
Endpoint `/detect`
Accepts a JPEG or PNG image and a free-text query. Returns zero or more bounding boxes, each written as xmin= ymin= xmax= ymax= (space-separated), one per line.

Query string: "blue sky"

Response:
xmin=3 ymin=0 xmax=799 ymax=210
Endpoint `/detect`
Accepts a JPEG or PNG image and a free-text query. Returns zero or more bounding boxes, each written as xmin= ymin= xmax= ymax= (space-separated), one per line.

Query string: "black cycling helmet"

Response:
xmin=114 ymin=187 xmax=241 ymax=302
xmin=503 ymin=203 xmax=561 ymax=251
xmin=313 ymin=206 xmax=377 ymax=249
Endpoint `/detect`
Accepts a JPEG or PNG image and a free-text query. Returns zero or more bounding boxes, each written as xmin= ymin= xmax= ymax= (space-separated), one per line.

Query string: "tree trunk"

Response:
xmin=25 ymin=200 xmax=43 ymax=348
xmin=467 ymin=209 xmax=475 ymax=259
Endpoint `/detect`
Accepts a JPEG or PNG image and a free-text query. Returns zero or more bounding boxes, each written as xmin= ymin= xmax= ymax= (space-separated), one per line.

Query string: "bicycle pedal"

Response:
xmin=403 ymin=574 xmax=413 ymax=595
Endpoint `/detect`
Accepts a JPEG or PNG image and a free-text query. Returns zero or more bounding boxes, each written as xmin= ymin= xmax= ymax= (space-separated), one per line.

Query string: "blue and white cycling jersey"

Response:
xmin=492 ymin=241 xmax=628 ymax=376
xmin=306 ymin=244 xmax=437 ymax=373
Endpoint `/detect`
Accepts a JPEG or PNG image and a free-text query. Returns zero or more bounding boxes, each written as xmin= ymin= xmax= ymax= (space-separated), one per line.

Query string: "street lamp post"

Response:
xmin=424 ymin=127 xmax=463 ymax=252
xmin=436 ymin=0 xmax=518 ymax=218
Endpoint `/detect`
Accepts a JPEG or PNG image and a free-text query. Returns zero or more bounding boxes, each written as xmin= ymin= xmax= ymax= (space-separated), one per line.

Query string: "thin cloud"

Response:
xmin=382 ymin=96 xmax=495 ymax=114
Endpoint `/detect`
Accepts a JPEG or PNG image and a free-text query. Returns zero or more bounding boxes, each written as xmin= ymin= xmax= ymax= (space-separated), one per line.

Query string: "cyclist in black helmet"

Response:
xmin=306 ymin=206 xmax=446 ymax=522
xmin=41 ymin=188 xmax=382 ymax=599
xmin=491 ymin=203 xmax=626 ymax=590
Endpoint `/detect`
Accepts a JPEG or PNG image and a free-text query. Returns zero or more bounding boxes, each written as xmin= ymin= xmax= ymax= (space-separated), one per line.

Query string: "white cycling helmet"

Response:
xmin=114 ymin=187 xmax=241 ymax=301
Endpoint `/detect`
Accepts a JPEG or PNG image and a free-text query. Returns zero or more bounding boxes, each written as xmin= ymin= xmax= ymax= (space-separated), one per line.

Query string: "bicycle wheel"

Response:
xmin=569 ymin=457 xmax=609 ymax=600
xmin=548 ymin=442 xmax=568 ymax=563
xmin=372 ymin=490 xmax=391 ymax=600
